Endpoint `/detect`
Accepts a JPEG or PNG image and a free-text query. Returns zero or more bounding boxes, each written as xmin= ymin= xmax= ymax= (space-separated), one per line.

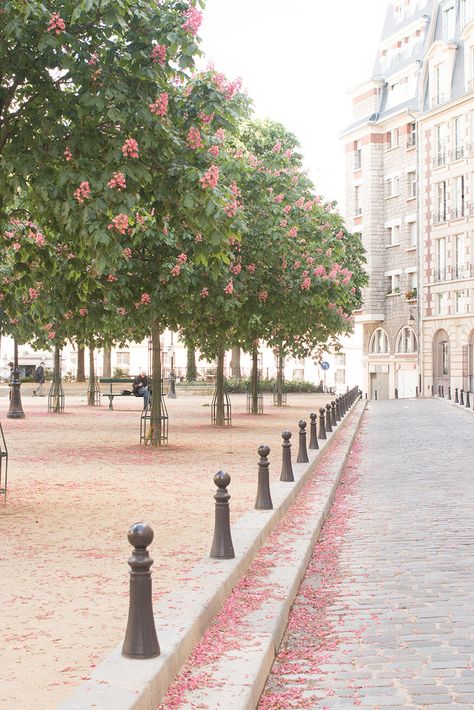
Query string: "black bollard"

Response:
xmin=318 ymin=407 xmax=327 ymax=440
xmin=432 ymin=385 xmax=435 ymax=397
xmin=455 ymin=388 xmax=459 ymax=403
xmin=309 ymin=413 xmax=319 ymax=450
xmin=395 ymin=388 xmax=398 ymax=399
xmin=448 ymin=386 xmax=451 ymax=400
xmin=296 ymin=420 xmax=309 ymax=463
xmin=122 ymin=523 xmax=160 ymax=659
xmin=365 ymin=392 xmax=368 ymax=400
xmin=416 ymin=386 xmax=419 ymax=398
xmin=331 ymin=401 xmax=337 ymax=428
xmin=255 ymin=444 xmax=273 ymax=510
xmin=461 ymin=389 xmax=465 ymax=406
xmin=374 ymin=390 xmax=378 ymax=401
xmin=210 ymin=471 xmax=235 ymax=559
xmin=335 ymin=396 xmax=342 ymax=422
xmin=466 ymin=391 xmax=471 ymax=408
xmin=325 ymin=403 xmax=333 ymax=433
xmin=280 ymin=430 xmax=294 ymax=482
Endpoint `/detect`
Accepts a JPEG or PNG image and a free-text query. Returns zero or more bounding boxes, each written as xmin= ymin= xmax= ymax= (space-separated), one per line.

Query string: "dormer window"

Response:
xmin=460 ymin=0 xmax=474 ymax=28
xmin=442 ymin=3 xmax=455 ymax=40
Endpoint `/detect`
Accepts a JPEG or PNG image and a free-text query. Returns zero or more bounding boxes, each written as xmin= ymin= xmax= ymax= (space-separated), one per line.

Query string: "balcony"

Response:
xmin=433 ymin=211 xmax=447 ymax=225
xmin=354 ymin=207 xmax=362 ymax=217
xmin=450 ymin=205 xmax=465 ymax=220
xmin=432 ymin=264 xmax=473 ymax=282
xmin=452 ymin=146 xmax=465 ymax=161
xmin=433 ymin=151 xmax=447 ymax=168
xmin=430 ymin=94 xmax=446 ymax=109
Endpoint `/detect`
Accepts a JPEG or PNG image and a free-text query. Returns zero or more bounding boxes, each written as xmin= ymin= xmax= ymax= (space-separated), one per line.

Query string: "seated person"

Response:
xmin=132 ymin=371 xmax=150 ymax=408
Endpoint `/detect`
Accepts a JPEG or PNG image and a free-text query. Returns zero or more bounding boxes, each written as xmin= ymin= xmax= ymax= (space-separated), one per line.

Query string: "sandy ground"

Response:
xmin=0 ymin=387 xmax=333 ymax=710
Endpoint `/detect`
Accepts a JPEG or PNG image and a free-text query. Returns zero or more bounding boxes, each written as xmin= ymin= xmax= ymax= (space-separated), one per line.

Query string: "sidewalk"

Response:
xmin=261 ymin=399 xmax=474 ymax=709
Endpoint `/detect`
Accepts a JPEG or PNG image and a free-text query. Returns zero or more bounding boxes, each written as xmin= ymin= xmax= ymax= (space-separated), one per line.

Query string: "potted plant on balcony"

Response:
xmin=405 ymin=288 xmax=417 ymax=301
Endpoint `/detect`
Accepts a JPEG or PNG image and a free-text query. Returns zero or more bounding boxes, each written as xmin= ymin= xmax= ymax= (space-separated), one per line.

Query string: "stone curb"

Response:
xmin=60 ymin=399 xmax=365 ymax=710
xmin=174 ymin=399 xmax=366 ymax=709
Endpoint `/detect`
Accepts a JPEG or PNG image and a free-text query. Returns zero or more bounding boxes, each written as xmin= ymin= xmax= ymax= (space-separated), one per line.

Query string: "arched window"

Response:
xmin=369 ymin=328 xmax=389 ymax=354
xmin=396 ymin=327 xmax=418 ymax=354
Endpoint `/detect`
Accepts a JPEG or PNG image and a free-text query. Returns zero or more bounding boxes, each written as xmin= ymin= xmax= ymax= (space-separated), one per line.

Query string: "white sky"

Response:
xmin=200 ymin=0 xmax=388 ymax=210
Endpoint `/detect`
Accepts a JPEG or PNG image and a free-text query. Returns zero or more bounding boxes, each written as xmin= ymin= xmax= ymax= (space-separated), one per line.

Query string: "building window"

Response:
xmin=435 ymin=124 xmax=447 ymax=166
xmin=455 ymin=234 xmax=466 ymax=278
xmin=407 ymin=121 xmax=416 ymax=148
xmin=387 ymin=224 xmax=400 ymax=246
xmin=437 ymin=292 xmax=448 ymax=315
xmin=407 ymin=270 xmax=418 ymax=293
xmin=386 ymin=176 xmax=400 ymax=198
xmin=116 ymin=351 xmax=130 ymax=373
xmin=443 ymin=3 xmax=455 ymax=40
xmin=435 ymin=181 xmax=447 ymax=223
xmin=354 ymin=185 xmax=362 ymax=216
xmin=452 ymin=175 xmax=465 ymax=219
xmin=386 ymin=273 xmax=401 ymax=294
xmin=453 ymin=117 xmax=464 ymax=160
xmin=408 ymin=220 xmax=418 ymax=248
xmin=354 ymin=141 xmax=362 ymax=170
xmin=437 ymin=237 xmax=447 ymax=280
xmin=335 ymin=369 xmax=346 ymax=385
xmin=396 ymin=327 xmax=418 ymax=354
xmin=456 ymin=290 xmax=468 ymax=313
xmin=334 ymin=353 xmax=346 ymax=367
xmin=369 ymin=329 xmax=389 ymax=354
xmin=407 ymin=171 xmax=417 ymax=198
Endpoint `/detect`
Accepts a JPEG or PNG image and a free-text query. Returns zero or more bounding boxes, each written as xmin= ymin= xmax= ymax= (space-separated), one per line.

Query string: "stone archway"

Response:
xmin=432 ymin=329 xmax=450 ymax=392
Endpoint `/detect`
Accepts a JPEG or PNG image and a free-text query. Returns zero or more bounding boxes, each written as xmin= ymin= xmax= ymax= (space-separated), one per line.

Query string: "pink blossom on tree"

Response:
xmin=121 ymin=138 xmax=139 ymax=158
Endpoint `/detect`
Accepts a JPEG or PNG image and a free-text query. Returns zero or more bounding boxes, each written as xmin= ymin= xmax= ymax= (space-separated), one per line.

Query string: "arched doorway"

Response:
xmin=368 ymin=328 xmax=390 ymax=399
xmin=432 ymin=329 xmax=450 ymax=392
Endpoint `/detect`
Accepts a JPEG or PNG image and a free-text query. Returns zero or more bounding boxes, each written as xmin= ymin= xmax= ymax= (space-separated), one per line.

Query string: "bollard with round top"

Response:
xmin=309 ymin=412 xmax=319 ymax=450
xmin=335 ymin=397 xmax=342 ymax=422
xmin=331 ymin=401 xmax=337 ymax=428
xmin=460 ymin=389 xmax=465 ymax=406
xmin=255 ymin=444 xmax=273 ymax=510
xmin=455 ymin=387 xmax=459 ymax=403
xmin=296 ymin=420 xmax=309 ymax=463
xmin=122 ymin=523 xmax=160 ymax=659
xmin=318 ymin=407 xmax=327 ymax=440
xmin=325 ymin=403 xmax=333 ymax=433
xmin=466 ymin=391 xmax=471 ymax=408
xmin=210 ymin=471 xmax=235 ymax=559
xmin=448 ymin=386 xmax=451 ymax=400
xmin=280 ymin=430 xmax=294 ymax=482
xmin=374 ymin=390 xmax=378 ymax=401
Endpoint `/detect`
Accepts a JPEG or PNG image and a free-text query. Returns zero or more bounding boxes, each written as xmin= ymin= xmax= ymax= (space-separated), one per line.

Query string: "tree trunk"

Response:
xmin=215 ymin=349 xmax=225 ymax=426
xmin=77 ymin=347 xmax=86 ymax=382
xmin=150 ymin=319 xmax=162 ymax=446
xmin=230 ymin=345 xmax=241 ymax=380
xmin=103 ymin=347 xmax=112 ymax=378
xmin=50 ymin=345 xmax=63 ymax=413
xmin=186 ymin=345 xmax=197 ymax=382
xmin=251 ymin=344 xmax=259 ymax=414
xmin=87 ymin=348 xmax=96 ymax=405
xmin=276 ymin=351 xmax=284 ymax=407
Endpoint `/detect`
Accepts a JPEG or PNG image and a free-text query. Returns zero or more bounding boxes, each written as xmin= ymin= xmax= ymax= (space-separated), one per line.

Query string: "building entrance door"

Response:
xmin=397 ymin=369 xmax=417 ymax=398
xmin=370 ymin=372 xmax=389 ymax=400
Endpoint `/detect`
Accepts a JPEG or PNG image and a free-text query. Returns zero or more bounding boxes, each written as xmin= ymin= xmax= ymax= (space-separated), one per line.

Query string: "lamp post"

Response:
xmin=7 ymin=340 xmax=25 ymax=419
xmin=168 ymin=331 xmax=177 ymax=399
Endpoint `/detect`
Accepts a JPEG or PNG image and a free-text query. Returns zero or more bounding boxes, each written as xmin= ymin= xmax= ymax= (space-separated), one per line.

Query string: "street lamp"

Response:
xmin=7 ymin=339 xmax=25 ymax=419
xmin=167 ymin=331 xmax=177 ymax=399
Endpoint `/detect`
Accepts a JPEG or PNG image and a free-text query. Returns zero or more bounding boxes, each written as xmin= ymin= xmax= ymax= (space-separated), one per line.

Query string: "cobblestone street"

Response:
xmin=261 ymin=399 xmax=474 ymax=709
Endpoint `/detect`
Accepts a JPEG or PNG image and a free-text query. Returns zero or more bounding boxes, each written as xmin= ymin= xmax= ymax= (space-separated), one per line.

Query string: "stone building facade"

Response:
xmin=343 ymin=0 xmax=474 ymax=398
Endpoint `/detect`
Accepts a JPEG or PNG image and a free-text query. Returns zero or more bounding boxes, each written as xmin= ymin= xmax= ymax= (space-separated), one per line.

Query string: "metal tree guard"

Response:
xmin=211 ymin=381 xmax=232 ymax=426
xmin=87 ymin=375 xmax=101 ymax=406
xmin=140 ymin=382 xmax=168 ymax=446
xmin=7 ymin=340 xmax=25 ymax=420
xmin=246 ymin=370 xmax=263 ymax=414
xmin=0 ymin=421 xmax=8 ymax=504
xmin=272 ymin=381 xmax=287 ymax=406
xmin=48 ymin=377 xmax=65 ymax=414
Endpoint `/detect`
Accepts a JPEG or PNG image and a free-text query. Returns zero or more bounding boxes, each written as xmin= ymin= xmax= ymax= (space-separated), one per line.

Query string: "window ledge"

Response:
xmin=406 ymin=197 xmax=417 ymax=203
xmin=406 ymin=246 xmax=417 ymax=252
xmin=385 ymin=292 xmax=401 ymax=298
xmin=385 ymin=194 xmax=400 ymax=200
xmin=386 ymin=243 xmax=400 ymax=249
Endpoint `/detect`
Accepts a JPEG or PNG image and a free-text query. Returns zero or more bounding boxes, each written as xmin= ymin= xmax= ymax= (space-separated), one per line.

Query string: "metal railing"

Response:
xmin=433 ymin=211 xmax=447 ymax=225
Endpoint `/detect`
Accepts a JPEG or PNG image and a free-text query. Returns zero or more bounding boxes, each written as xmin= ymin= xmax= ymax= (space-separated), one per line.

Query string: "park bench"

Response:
xmin=99 ymin=377 xmax=141 ymax=410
